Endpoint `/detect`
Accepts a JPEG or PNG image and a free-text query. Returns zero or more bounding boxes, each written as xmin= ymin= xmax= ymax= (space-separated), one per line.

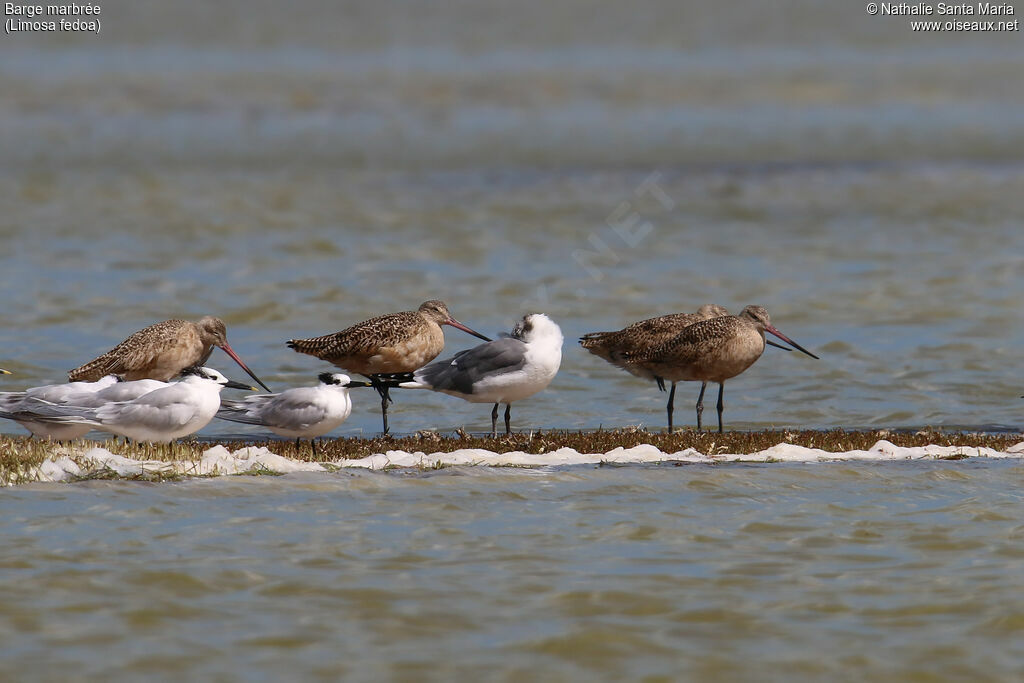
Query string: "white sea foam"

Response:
xmin=195 ymin=446 xmax=327 ymax=476
xmin=10 ymin=439 xmax=1024 ymax=485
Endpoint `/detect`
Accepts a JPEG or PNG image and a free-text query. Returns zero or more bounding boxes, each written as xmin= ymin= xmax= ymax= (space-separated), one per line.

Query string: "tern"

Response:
xmin=20 ymin=367 xmax=256 ymax=443
xmin=216 ymin=372 xmax=365 ymax=454
xmin=0 ymin=375 xmax=120 ymax=439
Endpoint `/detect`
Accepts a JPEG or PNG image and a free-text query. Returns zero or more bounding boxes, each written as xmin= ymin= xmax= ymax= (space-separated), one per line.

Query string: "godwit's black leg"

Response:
xmin=369 ymin=376 xmax=392 ymax=435
xmin=666 ymin=381 xmax=676 ymax=433
xmin=716 ymin=382 xmax=725 ymax=434
xmin=695 ymin=381 xmax=707 ymax=432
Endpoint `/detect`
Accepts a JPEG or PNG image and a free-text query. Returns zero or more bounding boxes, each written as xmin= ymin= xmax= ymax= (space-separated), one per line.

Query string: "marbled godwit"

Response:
xmin=286 ymin=300 xmax=491 ymax=434
xmin=216 ymin=372 xmax=364 ymax=455
xmin=627 ymin=305 xmax=818 ymax=433
xmin=0 ymin=375 xmax=120 ymax=439
xmin=580 ymin=304 xmax=730 ymax=374
xmin=394 ymin=313 xmax=563 ymax=436
xmin=582 ymin=304 xmax=795 ymax=431
xmin=68 ymin=316 xmax=271 ymax=391
xmin=584 ymin=304 xmax=740 ymax=431
xmin=21 ymin=367 xmax=256 ymax=443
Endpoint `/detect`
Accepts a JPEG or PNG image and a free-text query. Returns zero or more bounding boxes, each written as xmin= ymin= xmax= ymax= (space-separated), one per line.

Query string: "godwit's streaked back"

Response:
xmin=580 ymin=304 xmax=730 ymax=380
xmin=395 ymin=313 xmax=563 ymax=436
xmin=216 ymin=372 xmax=365 ymax=455
xmin=628 ymin=305 xmax=818 ymax=433
xmin=68 ymin=316 xmax=271 ymax=391
xmin=21 ymin=367 xmax=256 ymax=444
xmin=286 ymin=300 xmax=491 ymax=434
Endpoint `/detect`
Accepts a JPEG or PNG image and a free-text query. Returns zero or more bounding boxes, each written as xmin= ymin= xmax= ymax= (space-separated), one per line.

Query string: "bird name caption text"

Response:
xmin=865 ymin=2 xmax=1020 ymax=30
xmin=5 ymin=3 xmax=101 ymax=34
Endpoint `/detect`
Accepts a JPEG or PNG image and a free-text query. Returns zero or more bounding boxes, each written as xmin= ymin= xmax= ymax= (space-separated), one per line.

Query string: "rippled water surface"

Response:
xmin=3 ymin=463 xmax=1024 ymax=680
xmin=2 ymin=3 xmax=1024 ymax=678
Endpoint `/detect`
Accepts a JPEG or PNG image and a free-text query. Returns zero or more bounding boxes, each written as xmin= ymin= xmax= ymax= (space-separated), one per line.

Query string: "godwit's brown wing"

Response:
xmin=580 ymin=305 xmax=729 ymax=379
xmin=69 ymin=319 xmax=206 ymax=382
xmin=287 ymin=310 xmax=441 ymax=376
xmin=581 ymin=312 xmax=709 ymax=363
xmin=628 ymin=316 xmax=748 ymax=380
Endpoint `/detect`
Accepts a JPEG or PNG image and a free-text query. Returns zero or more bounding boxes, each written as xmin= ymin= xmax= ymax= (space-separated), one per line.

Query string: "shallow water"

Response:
xmin=2 ymin=462 xmax=1024 ymax=680
xmin=1 ymin=5 xmax=1023 ymax=678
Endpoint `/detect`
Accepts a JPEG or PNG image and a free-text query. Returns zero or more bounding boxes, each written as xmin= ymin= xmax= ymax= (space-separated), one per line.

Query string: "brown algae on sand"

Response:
xmin=0 ymin=428 xmax=1021 ymax=475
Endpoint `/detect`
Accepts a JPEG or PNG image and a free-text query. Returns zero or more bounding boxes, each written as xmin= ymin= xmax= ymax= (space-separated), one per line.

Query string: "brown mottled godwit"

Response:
xmin=286 ymin=300 xmax=491 ymax=434
xmin=626 ymin=305 xmax=818 ymax=432
xmin=580 ymin=304 xmax=730 ymax=370
xmin=581 ymin=304 xmax=730 ymax=431
xmin=68 ymin=316 xmax=271 ymax=391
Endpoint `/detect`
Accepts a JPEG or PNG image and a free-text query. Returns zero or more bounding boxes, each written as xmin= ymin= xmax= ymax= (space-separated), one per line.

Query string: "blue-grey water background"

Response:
xmin=5 ymin=463 xmax=1024 ymax=680
xmin=2 ymin=1 xmax=1024 ymax=679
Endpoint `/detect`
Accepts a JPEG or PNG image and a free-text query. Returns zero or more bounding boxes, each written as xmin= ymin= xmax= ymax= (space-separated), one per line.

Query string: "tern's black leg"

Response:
xmin=491 ymin=403 xmax=499 ymax=438
xmin=695 ymin=381 xmax=707 ymax=432
xmin=312 ymin=438 xmax=318 ymax=458
xmin=504 ymin=404 xmax=511 ymax=435
xmin=666 ymin=382 xmax=676 ymax=433
xmin=716 ymin=382 xmax=725 ymax=434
